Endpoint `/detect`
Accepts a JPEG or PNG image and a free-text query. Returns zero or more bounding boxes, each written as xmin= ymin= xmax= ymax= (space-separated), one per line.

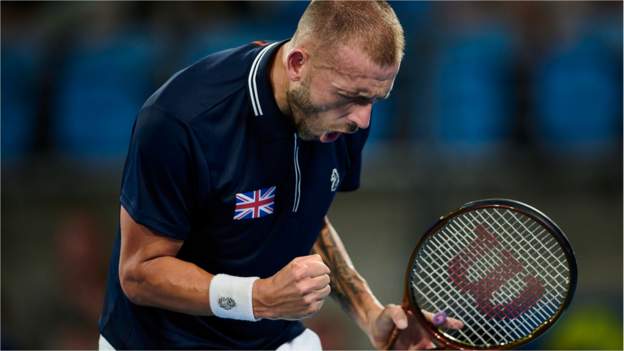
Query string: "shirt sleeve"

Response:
xmin=120 ymin=106 xmax=197 ymax=240
xmin=338 ymin=126 xmax=370 ymax=192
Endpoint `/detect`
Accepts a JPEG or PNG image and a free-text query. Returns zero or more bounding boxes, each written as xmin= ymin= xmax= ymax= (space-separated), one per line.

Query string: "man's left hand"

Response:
xmin=366 ymin=304 xmax=464 ymax=350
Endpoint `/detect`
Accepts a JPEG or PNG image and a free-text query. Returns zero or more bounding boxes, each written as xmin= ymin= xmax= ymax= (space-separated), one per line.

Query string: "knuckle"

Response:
xmin=317 ymin=278 xmax=329 ymax=291
xmin=292 ymin=270 xmax=303 ymax=281
xmin=292 ymin=267 xmax=307 ymax=280
xmin=295 ymin=282 xmax=307 ymax=295
xmin=303 ymin=294 xmax=314 ymax=305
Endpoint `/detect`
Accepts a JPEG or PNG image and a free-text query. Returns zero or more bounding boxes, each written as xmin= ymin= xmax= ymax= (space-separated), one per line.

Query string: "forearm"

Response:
xmin=121 ymin=256 xmax=215 ymax=316
xmin=311 ymin=217 xmax=384 ymax=332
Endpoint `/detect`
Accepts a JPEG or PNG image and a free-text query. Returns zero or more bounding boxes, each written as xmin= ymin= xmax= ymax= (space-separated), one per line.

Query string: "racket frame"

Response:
xmin=402 ymin=199 xmax=577 ymax=350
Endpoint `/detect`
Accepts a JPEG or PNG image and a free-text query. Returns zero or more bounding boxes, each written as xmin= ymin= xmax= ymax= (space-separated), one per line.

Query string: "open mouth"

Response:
xmin=320 ymin=131 xmax=341 ymax=143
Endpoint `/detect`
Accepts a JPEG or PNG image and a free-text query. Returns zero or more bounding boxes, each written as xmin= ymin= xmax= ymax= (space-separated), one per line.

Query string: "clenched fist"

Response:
xmin=252 ymin=254 xmax=331 ymax=320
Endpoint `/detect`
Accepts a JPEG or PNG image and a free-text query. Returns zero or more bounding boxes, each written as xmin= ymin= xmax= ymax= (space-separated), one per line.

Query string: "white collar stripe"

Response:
xmin=251 ymin=43 xmax=277 ymax=116
xmin=248 ymin=42 xmax=279 ymax=117
xmin=247 ymin=48 xmax=263 ymax=116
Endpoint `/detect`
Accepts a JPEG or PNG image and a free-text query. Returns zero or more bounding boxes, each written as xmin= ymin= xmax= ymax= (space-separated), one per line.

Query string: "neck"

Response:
xmin=269 ymin=43 xmax=291 ymax=116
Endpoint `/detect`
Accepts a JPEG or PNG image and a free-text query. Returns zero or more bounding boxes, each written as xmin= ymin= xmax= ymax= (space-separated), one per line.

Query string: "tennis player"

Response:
xmin=99 ymin=1 xmax=461 ymax=349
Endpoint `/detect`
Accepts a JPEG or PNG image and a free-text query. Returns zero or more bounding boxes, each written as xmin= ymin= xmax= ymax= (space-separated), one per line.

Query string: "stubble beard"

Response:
xmin=286 ymin=83 xmax=325 ymax=141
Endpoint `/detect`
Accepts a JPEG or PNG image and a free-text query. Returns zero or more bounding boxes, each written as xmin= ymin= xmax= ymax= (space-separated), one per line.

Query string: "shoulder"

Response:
xmin=142 ymin=42 xmax=264 ymax=123
xmin=131 ymin=105 xmax=192 ymax=153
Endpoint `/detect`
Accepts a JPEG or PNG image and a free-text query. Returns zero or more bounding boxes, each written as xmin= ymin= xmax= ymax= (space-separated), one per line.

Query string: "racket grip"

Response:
xmin=383 ymin=326 xmax=400 ymax=350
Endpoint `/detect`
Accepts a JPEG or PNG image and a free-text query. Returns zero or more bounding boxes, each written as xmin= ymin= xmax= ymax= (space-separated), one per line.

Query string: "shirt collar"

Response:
xmin=247 ymin=39 xmax=296 ymax=140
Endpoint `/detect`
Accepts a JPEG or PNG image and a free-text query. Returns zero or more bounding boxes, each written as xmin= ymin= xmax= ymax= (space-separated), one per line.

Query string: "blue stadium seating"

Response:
xmin=532 ymin=36 xmax=620 ymax=155
xmin=425 ymin=24 xmax=516 ymax=155
xmin=54 ymin=31 xmax=159 ymax=162
xmin=1 ymin=42 xmax=40 ymax=161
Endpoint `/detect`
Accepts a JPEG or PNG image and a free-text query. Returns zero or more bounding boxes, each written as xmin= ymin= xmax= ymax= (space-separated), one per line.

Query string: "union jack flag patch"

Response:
xmin=233 ymin=186 xmax=276 ymax=220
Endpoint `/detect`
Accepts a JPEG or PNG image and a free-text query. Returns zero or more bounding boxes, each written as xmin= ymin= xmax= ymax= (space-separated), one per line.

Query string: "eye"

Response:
xmin=337 ymin=93 xmax=352 ymax=101
xmin=353 ymin=97 xmax=373 ymax=106
xmin=336 ymin=93 xmax=374 ymax=106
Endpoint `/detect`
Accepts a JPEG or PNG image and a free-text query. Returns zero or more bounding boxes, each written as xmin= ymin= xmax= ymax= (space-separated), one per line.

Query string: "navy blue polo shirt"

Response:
xmin=99 ymin=40 xmax=369 ymax=349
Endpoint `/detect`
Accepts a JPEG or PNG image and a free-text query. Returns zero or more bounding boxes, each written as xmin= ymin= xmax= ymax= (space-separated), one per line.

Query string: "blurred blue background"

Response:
xmin=1 ymin=1 xmax=622 ymax=349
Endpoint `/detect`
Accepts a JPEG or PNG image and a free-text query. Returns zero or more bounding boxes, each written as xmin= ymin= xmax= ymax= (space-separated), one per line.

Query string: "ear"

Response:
xmin=285 ymin=48 xmax=308 ymax=82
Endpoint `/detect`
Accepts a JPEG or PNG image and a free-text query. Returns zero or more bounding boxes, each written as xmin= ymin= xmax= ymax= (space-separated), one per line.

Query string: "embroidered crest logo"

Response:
xmin=218 ymin=296 xmax=236 ymax=310
xmin=330 ymin=168 xmax=340 ymax=192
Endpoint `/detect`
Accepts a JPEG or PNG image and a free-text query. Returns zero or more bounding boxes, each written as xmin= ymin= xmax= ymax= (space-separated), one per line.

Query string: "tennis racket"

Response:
xmin=385 ymin=199 xmax=577 ymax=350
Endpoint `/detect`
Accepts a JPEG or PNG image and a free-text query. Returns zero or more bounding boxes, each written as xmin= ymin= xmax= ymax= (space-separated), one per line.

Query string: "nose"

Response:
xmin=348 ymin=104 xmax=372 ymax=129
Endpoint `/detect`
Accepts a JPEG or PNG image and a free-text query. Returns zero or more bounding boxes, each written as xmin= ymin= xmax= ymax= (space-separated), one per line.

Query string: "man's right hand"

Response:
xmin=252 ymin=254 xmax=331 ymax=320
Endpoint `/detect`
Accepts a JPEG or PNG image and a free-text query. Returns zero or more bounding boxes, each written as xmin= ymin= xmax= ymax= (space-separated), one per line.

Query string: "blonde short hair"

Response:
xmin=292 ymin=0 xmax=405 ymax=67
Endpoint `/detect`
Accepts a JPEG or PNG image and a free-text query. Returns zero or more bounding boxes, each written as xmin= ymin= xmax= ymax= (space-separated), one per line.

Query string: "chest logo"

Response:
xmin=330 ymin=168 xmax=340 ymax=192
xmin=233 ymin=186 xmax=276 ymax=220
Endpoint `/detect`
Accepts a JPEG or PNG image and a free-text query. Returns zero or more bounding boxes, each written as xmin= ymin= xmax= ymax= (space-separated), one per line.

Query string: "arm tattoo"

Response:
xmin=312 ymin=217 xmax=382 ymax=330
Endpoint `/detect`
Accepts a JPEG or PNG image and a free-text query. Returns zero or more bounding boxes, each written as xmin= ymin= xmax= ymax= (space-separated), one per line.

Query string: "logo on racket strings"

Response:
xmin=448 ymin=224 xmax=545 ymax=319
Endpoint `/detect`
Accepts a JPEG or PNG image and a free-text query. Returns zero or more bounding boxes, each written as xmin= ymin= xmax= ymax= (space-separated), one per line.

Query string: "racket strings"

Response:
xmin=485 ymin=210 xmax=569 ymax=281
xmin=461 ymin=210 xmax=569 ymax=305
xmin=445 ymin=238 xmax=553 ymax=332
xmin=414 ymin=252 xmax=522 ymax=344
xmin=466 ymin=211 xmax=568 ymax=304
xmin=416 ymin=225 xmax=539 ymax=344
xmin=435 ymin=224 xmax=550 ymax=331
xmin=417 ymin=241 xmax=532 ymax=344
xmin=476 ymin=210 xmax=570 ymax=307
xmin=424 ymin=210 xmax=564 ymax=336
xmin=411 ymin=208 xmax=571 ymax=347
xmin=448 ymin=218 xmax=545 ymax=320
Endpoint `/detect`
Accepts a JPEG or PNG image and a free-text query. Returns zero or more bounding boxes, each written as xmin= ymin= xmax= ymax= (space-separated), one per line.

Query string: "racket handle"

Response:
xmin=383 ymin=326 xmax=400 ymax=350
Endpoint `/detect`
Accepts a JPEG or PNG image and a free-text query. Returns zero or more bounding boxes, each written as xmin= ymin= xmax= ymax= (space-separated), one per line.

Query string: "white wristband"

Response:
xmin=209 ymin=274 xmax=260 ymax=321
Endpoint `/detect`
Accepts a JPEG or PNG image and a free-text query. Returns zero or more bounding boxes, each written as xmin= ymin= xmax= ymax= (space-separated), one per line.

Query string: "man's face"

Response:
xmin=287 ymin=45 xmax=400 ymax=143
